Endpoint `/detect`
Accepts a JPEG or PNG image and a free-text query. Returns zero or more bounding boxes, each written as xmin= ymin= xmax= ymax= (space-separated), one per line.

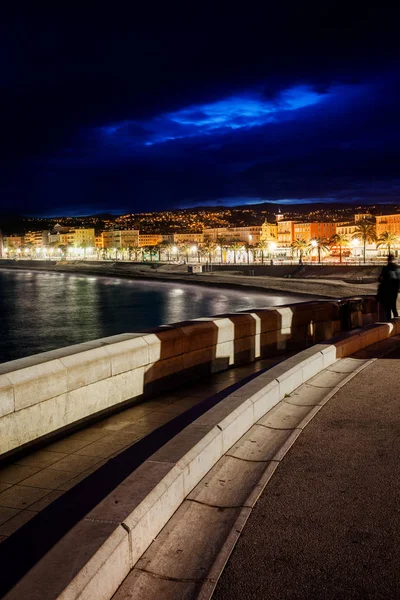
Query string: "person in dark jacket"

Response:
xmin=378 ymin=254 xmax=399 ymax=320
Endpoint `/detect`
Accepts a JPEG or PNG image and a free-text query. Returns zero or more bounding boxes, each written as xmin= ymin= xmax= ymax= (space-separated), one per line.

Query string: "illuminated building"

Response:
xmin=48 ymin=231 xmax=75 ymax=246
xmin=73 ymin=228 xmax=96 ymax=248
xmin=259 ymin=220 xmax=278 ymax=244
xmin=277 ymin=220 xmax=296 ymax=247
xmin=376 ymin=214 xmax=400 ymax=237
xmin=335 ymin=223 xmax=357 ymax=236
xmin=100 ymin=229 xmax=140 ymax=248
xmin=203 ymin=226 xmax=262 ymax=244
xmin=4 ymin=235 xmax=25 ymax=248
xmin=355 ymin=213 xmax=375 ymax=222
xmin=293 ymin=222 xmax=337 ymax=242
xmin=139 ymin=233 xmax=163 ymax=247
xmin=24 ymin=230 xmax=50 ymax=248
xmin=173 ymin=233 xmax=204 ymax=244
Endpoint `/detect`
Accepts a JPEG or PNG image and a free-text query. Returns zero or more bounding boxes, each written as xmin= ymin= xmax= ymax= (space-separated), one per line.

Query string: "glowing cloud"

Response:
xmin=98 ymin=84 xmax=327 ymax=148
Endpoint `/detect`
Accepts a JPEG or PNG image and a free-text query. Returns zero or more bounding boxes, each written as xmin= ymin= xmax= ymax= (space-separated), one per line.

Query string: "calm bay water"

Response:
xmin=0 ymin=269 xmax=307 ymax=363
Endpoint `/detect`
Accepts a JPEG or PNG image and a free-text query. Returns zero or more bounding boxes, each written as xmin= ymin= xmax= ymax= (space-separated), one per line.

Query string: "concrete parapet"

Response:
xmin=0 ymin=297 xmax=379 ymax=459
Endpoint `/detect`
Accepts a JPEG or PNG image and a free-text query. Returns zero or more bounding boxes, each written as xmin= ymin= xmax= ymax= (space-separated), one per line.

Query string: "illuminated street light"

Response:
xmin=268 ymin=241 xmax=277 ymax=251
xmin=311 ymin=239 xmax=318 ymax=247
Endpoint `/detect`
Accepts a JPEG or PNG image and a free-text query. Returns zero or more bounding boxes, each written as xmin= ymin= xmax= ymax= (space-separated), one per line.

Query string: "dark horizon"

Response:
xmin=2 ymin=5 xmax=400 ymax=216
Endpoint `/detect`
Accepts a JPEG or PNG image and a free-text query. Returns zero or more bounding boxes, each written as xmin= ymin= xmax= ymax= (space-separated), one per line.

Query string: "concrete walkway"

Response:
xmin=214 ymin=336 xmax=400 ymax=600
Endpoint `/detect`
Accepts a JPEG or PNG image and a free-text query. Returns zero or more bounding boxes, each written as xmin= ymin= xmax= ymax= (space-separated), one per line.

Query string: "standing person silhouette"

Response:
xmin=378 ymin=254 xmax=400 ymax=321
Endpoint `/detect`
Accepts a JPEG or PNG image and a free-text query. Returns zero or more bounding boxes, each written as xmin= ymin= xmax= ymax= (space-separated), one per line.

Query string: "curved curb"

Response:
xmin=4 ymin=322 xmax=400 ymax=600
xmin=196 ymin=354 xmax=380 ymax=600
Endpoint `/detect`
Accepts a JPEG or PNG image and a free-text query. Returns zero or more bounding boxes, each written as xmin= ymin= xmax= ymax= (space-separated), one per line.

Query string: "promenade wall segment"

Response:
xmin=0 ymin=297 xmax=378 ymax=460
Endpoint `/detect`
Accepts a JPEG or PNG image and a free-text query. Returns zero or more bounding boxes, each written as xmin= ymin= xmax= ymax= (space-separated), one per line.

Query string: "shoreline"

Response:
xmin=0 ymin=260 xmax=378 ymax=299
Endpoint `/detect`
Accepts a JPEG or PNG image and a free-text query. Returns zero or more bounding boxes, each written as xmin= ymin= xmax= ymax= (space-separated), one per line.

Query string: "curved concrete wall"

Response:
xmin=0 ymin=297 xmax=378 ymax=459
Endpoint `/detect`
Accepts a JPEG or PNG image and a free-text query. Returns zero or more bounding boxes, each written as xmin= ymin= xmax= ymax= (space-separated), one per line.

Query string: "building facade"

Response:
xmin=293 ymin=222 xmax=337 ymax=242
xmin=24 ymin=230 xmax=50 ymax=248
xmin=259 ymin=221 xmax=278 ymax=245
xmin=203 ymin=226 xmax=262 ymax=244
xmin=173 ymin=233 xmax=204 ymax=244
xmin=376 ymin=214 xmax=400 ymax=237
xmin=277 ymin=220 xmax=296 ymax=247
xmin=4 ymin=235 xmax=25 ymax=248
xmin=73 ymin=228 xmax=96 ymax=248
xmin=100 ymin=229 xmax=140 ymax=248
xmin=138 ymin=233 xmax=163 ymax=247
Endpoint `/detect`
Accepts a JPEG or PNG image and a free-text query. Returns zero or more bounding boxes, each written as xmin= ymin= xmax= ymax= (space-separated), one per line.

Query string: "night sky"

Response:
xmin=2 ymin=4 xmax=400 ymax=216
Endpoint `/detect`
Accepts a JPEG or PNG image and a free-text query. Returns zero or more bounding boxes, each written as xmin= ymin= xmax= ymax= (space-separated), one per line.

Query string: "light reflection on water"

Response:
xmin=0 ymin=269 xmax=310 ymax=363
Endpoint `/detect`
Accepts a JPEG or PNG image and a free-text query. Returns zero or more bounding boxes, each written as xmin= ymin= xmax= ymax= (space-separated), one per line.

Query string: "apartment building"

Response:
xmin=4 ymin=235 xmax=25 ymax=248
xmin=138 ymin=233 xmax=163 ymax=247
xmin=203 ymin=226 xmax=262 ymax=244
xmin=277 ymin=220 xmax=296 ymax=247
xmin=259 ymin=221 xmax=278 ymax=244
xmin=100 ymin=229 xmax=140 ymax=248
xmin=376 ymin=214 xmax=400 ymax=237
xmin=73 ymin=228 xmax=96 ymax=248
xmin=173 ymin=233 xmax=204 ymax=244
xmin=24 ymin=230 xmax=50 ymax=248
xmin=335 ymin=223 xmax=357 ymax=236
xmin=293 ymin=222 xmax=337 ymax=242
xmin=48 ymin=231 xmax=75 ymax=246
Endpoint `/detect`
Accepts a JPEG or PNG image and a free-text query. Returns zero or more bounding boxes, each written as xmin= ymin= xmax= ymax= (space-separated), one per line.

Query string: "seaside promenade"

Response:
xmin=0 ymin=288 xmax=398 ymax=599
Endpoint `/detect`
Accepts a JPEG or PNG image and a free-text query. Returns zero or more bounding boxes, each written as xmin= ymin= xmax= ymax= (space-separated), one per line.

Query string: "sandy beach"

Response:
xmin=0 ymin=260 xmax=378 ymax=299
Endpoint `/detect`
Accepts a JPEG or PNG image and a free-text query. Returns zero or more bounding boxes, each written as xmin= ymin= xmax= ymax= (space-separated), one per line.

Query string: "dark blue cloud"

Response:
xmin=94 ymin=84 xmax=326 ymax=149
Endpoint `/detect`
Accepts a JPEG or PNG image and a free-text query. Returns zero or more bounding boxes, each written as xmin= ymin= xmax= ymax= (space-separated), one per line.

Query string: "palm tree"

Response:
xmin=311 ymin=237 xmax=331 ymax=264
xmin=230 ymin=241 xmax=243 ymax=264
xmin=242 ymin=241 xmax=254 ymax=264
xmin=202 ymin=238 xmax=216 ymax=264
xmin=178 ymin=242 xmax=190 ymax=263
xmin=377 ymin=231 xmax=398 ymax=256
xmin=216 ymin=237 xmax=227 ymax=264
xmin=80 ymin=241 xmax=89 ymax=259
xmin=141 ymin=246 xmax=152 ymax=261
xmin=154 ymin=243 xmax=164 ymax=262
xmin=257 ymin=240 xmax=271 ymax=264
xmin=291 ymin=239 xmax=311 ymax=264
xmin=330 ymin=233 xmax=349 ymax=264
xmin=158 ymin=240 xmax=171 ymax=262
xmin=352 ymin=221 xmax=377 ymax=263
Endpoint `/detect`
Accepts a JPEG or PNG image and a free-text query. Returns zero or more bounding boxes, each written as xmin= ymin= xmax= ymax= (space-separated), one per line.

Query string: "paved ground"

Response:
xmin=0 ymin=354 xmax=287 ymax=542
xmin=214 ymin=338 xmax=400 ymax=600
